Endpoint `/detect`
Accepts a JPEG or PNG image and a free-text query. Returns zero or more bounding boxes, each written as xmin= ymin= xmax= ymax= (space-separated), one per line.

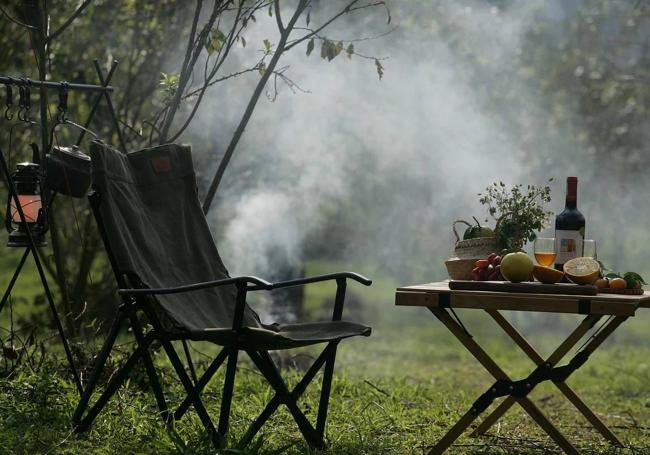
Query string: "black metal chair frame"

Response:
xmin=72 ymin=191 xmax=372 ymax=449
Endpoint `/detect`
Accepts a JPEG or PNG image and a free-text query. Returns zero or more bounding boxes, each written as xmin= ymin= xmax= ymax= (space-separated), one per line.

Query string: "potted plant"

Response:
xmin=446 ymin=180 xmax=553 ymax=280
xmin=478 ymin=180 xmax=553 ymax=252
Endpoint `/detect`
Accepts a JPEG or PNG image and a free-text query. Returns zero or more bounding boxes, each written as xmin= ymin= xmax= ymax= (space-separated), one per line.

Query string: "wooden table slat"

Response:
xmin=396 ymin=281 xmax=650 ymax=316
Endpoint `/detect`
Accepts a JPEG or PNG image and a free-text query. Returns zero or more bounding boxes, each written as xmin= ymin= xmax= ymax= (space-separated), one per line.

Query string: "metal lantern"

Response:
xmin=5 ymin=161 xmax=47 ymax=247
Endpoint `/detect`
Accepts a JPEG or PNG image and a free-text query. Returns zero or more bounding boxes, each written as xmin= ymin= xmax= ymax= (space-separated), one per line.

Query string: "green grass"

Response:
xmin=1 ymin=261 xmax=649 ymax=453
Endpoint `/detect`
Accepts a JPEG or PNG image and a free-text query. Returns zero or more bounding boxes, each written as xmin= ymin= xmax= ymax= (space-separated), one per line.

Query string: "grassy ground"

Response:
xmin=0 ymin=261 xmax=649 ymax=454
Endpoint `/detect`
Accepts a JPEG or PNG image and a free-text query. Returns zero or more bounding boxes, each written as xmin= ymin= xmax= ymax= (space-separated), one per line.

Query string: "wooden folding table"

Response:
xmin=395 ymin=281 xmax=650 ymax=454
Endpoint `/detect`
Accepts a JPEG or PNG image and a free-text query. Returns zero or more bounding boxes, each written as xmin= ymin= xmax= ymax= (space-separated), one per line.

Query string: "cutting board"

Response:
xmin=448 ymin=280 xmax=598 ymax=296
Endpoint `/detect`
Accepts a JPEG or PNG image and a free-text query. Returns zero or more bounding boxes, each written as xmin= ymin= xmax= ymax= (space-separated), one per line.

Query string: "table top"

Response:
xmin=396 ymin=281 xmax=650 ymax=316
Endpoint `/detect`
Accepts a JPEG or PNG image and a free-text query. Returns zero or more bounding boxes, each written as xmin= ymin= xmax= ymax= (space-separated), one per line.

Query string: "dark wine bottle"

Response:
xmin=554 ymin=176 xmax=585 ymax=270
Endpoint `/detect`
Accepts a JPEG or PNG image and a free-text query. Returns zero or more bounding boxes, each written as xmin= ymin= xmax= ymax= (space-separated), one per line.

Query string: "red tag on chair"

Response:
xmin=151 ymin=156 xmax=172 ymax=174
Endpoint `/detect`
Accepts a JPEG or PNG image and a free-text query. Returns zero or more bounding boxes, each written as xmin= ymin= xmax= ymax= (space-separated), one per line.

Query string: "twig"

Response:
xmin=46 ymin=0 xmax=93 ymax=43
xmin=0 ymin=4 xmax=37 ymax=29
xmin=363 ymin=379 xmax=391 ymax=396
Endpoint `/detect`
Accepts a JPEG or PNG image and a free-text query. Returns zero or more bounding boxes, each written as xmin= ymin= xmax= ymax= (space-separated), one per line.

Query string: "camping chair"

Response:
xmin=72 ymin=141 xmax=372 ymax=449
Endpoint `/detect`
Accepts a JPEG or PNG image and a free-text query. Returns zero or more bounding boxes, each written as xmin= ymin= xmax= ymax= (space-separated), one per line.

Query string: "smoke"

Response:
xmin=186 ymin=0 xmax=650 ymax=288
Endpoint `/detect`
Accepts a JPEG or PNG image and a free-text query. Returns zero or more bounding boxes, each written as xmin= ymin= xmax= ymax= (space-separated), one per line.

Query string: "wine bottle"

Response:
xmin=554 ymin=176 xmax=585 ymax=270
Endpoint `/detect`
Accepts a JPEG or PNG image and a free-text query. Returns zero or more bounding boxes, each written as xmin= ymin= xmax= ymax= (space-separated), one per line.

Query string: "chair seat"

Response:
xmin=190 ymin=320 xmax=371 ymax=350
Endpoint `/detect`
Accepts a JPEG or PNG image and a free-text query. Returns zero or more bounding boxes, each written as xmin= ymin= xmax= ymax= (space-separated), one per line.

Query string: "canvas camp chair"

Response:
xmin=72 ymin=141 xmax=372 ymax=449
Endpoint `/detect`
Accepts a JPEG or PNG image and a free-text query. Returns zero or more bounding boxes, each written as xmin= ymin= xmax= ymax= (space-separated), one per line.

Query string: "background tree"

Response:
xmin=0 ymin=0 xmax=389 ymax=335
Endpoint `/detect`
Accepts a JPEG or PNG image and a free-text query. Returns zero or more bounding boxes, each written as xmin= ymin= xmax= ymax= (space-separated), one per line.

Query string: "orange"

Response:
xmin=594 ymin=278 xmax=609 ymax=289
xmin=563 ymin=257 xmax=600 ymax=285
xmin=609 ymin=278 xmax=626 ymax=289
xmin=533 ymin=265 xmax=564 ymax=284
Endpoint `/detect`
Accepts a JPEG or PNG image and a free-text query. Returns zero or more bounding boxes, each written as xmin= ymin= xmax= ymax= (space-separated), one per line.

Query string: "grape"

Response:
xmin=488 ymin=265 xmax=501 ymax=281
xmin=487 ymin=253 xmax=497 ymax=264
xmin=493 ymin=256 xmax=501 ymax=266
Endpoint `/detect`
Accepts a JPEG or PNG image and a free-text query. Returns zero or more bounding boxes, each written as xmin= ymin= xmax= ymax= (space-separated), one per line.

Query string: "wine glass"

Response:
xmin=534 ymin=237 xmax=557 ymax=267
xmin=583 ymin=239 xmax=597 ymax=259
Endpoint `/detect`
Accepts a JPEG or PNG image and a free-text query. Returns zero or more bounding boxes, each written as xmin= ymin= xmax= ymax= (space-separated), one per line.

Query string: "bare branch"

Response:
xmin=274 ymin=0 xmax=284 ymax=32
xmin=0 ymin=4 xmax=37 ymax=29
xmin=169 ymin=67 xmax=260 ymax=143
xmin=285 ymin=1 xmax=388 ymax=52
xmin=46 ymin=0 xmax=92 ymax=43
xmin=159 ymin=1 xmax=227 ymax=142
xmin=202 ymin=0 xmax=309 ymax=213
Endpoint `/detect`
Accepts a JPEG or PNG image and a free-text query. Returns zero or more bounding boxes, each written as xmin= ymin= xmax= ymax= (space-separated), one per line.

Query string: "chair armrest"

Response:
xmin=271 ymin=271 xmax=372 ymax=289
xmin=118 ymin=275 xmax=272 ymax=296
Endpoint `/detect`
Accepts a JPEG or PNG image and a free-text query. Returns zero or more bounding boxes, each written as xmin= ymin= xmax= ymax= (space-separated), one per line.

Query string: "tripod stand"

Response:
xmin=0 ymin=61 xmax=124 ymax=395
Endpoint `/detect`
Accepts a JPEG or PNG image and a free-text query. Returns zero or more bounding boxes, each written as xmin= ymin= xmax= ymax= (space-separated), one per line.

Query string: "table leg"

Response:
xmin=474 ymin=310 xmax=625 ymax=447
xmin=472 ymin=311 xmax=598 ymax=435
xmin=427 ymin=307 xmax=578 ymax=454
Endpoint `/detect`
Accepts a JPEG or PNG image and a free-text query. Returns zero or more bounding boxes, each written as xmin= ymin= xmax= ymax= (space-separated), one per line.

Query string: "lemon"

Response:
xmin=563 ymin=257 xmax=600 ymax=285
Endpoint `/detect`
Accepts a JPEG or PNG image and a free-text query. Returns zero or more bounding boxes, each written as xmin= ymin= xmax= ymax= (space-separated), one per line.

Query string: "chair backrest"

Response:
xmin=89 ymin=141 xmax=261 ymax=332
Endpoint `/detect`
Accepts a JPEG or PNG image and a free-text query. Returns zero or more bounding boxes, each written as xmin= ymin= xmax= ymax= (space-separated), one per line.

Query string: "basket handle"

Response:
xmin=452 ymin=219 xmax=472 ymax=243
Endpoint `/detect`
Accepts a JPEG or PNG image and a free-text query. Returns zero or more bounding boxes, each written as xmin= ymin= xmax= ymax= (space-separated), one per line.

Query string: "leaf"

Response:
xmin=623 ymin=271 xmax=646 ymax=284
xmin=605 ymin=272 xmax=621 ymax=279
xmin=258 ymin=62 xmax=266 ymax=76
xmin=346 ymin=43 xmax=354 ymax=59
xmin=375 ymin=58 xmax=384 ymax=80
xmin=263 ymin=39 xmax=272 ymax=53
xmin=624 ymin=276 xmax=639 ymax=289
xmin=241 ymin=36 xmax=246 ymax=48
xmin=205 ymin=28 xmax=226 ymax=54
xmin=320 ymin=39 xmax=329 ymax=59
xmin=306 ymin=38 xmax=314 ymax=56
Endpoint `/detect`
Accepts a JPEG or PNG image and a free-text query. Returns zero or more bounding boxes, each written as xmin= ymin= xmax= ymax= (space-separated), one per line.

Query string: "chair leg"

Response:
xmin=128 ymin=313 xmax=169 ymax=422
xmin=72 ymin=310 xmax=126 ymax=429
xmin=159 ymin=338 xmax=222 ymax=449
xmin=253 ymin=351 xmax=324 ymax=449
xmin=174 ymin=347 xmax=228 ymax=421
xmin=174 ymin=348 xmax=228 ymax=420
xmin=75 ymin=347 xmax=142 ymax=431
xmin=316 ymin=341 xmax=339 ymax=438
xmin=240 ymin=345 xmax=334 ymax=447
xmin=218 ymin=348 xmax=239 ymax=438
xmin=181 ymin=339 xmax=198 ymax=384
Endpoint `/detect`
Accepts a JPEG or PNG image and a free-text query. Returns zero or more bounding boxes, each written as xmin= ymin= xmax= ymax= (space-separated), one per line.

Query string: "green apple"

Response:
xmin=501 ymin=252 xmax=534 ymax=283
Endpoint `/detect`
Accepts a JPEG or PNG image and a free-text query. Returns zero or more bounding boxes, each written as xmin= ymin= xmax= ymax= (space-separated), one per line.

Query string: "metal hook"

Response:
xmin=57 ymin=81 xmax=69 ymax=123
xmin=17 ymin=85 xmax=26 ymax=122
xmin=4 ymin=80 xmax=13 ymax=120
xmin=23 ymin=82 xmax=32 ymax=123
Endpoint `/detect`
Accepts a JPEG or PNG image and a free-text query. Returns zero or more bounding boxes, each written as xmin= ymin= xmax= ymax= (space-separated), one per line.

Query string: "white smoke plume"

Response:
xmin=184 ymin=0 xmax=650 ymax=286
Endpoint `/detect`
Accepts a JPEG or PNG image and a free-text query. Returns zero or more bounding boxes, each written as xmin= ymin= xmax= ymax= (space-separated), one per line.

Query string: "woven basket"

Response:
xmin=445 ymin=258 xmax=477 ymax=280
xmin=445 ymin=220 xmax=502 ymax=280
xmin=452 ymin=220 xmax=501 ymax=259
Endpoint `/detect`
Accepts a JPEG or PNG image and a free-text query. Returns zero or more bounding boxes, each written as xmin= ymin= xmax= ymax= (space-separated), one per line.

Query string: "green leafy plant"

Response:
xmin=478 ymin=180 xmax=553 ymax=252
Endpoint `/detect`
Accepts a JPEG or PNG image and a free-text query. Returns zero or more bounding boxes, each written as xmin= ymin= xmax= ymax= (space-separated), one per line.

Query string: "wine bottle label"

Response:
xmin=555 ymin=229 xmax=584 ymax=265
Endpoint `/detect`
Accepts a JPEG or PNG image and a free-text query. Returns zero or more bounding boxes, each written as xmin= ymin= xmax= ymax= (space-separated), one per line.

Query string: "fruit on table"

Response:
xmin=463 ymin=217 xmax=496 ymax=240
xmin=594 ymin=278 xmax=609 ymax=289
xmin=471 ymin=252 xmax=504 ymax=281
xmin=602 ymin=271 xmax=646 ymax=289
xmin=563 ymin=257 xmax=600 ymax=285
xmin=501 ymin=252 xmax=534 ymax=283
xmin=533 ymin=265 xmax=564 ymax=284
xmin=609 ymin=278 xmax=627 ymax=289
